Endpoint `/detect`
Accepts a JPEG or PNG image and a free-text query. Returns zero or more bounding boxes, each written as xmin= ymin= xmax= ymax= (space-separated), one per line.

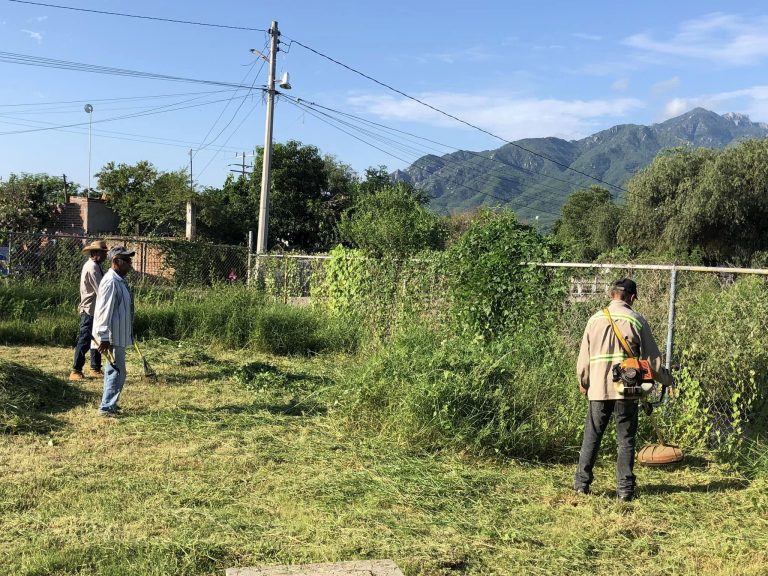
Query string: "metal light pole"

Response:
xmin=84 ymin=103 xmax=93 ymax=196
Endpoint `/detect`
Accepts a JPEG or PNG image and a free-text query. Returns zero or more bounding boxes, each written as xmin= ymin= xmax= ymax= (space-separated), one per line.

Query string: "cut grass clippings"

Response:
xmin=1 ymin=342 xmax=767 ymax=575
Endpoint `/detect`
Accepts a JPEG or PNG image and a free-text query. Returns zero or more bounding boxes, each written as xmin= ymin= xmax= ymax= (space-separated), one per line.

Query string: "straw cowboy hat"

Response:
xmin=81 ymin=240 xmax=108 ymax=254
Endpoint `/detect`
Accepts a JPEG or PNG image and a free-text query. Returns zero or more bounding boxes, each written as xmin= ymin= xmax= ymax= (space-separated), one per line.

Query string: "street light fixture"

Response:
xmin=84 ymin=103 xmax=93 ymax=197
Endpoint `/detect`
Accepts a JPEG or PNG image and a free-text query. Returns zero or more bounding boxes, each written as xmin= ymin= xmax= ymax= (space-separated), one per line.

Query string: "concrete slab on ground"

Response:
xmin=226 ymin=559 xmax=404 ymax=576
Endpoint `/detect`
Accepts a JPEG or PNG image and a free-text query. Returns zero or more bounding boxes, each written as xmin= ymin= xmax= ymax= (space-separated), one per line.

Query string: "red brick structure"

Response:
xmin=50 ymin=197 xmax=119 ymax=235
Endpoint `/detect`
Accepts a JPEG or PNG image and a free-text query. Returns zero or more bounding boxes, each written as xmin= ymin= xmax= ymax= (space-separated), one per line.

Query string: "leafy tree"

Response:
xmin=252 ymin=140 xmax=357 ymax=252
xmin=96 ymin=161 xmax=190 ymax=235
xmin=554 ymin=186 xmax=620 ymax=260
xmin=196 ymin=174 xmax=256 ymax=245
xmin=619 ymin=141 xmax=768 ymax=264
xmin=0 ymin=173 xmax=74 ymax=232
xmin=445 ymin=209 xmax=561 ymax=339
xmin=338 ymin=182 xmax=447 ymax=256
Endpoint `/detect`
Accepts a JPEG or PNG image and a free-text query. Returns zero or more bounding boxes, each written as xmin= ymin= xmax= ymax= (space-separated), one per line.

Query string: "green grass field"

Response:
xmin=1 ymin=341 xmax=766 ymax=576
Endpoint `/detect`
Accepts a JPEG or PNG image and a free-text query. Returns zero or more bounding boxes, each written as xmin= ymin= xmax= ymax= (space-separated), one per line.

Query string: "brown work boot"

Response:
xmin=69 ymin=370 xmax=85 ymax=381
xmin=88 ymin=368 xmax=104 ymax=378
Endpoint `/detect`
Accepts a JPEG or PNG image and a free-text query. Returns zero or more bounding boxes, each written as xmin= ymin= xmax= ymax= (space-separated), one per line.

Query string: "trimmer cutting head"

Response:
xmin=638 ymin=443 xmax=684 ymax=466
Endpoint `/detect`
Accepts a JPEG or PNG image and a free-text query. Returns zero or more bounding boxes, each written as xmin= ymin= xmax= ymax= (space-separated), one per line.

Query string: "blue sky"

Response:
xmin=2 ymin=0 xmax=768 ymax=190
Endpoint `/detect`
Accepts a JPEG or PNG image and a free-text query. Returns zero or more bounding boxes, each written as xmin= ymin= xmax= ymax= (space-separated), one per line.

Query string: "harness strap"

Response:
xmin=603 ymin=308 xmax=635 ymax=359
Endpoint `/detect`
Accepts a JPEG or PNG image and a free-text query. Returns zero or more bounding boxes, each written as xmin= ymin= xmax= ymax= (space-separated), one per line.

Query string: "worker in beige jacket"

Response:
xmin=573 ymin=278 xmax=664 ymax=502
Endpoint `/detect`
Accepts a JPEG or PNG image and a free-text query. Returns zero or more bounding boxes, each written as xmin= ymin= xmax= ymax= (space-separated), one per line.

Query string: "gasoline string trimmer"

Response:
xmin=133 ymin=340 xmax=157 ymax=381
xmin=603 ymin=308 xmax=684 ymax=466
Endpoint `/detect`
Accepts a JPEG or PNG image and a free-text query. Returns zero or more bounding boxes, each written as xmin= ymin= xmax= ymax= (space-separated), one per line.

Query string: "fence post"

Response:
xmin=283 ymin=254 xmax=289 ymax=304
xmin=7 ymin=232 xmax=12 ymax=275
xmin=665 ymin=266 xmax=678 ymax=370
xmin=246 ymin=231 xmax=254 ymax=286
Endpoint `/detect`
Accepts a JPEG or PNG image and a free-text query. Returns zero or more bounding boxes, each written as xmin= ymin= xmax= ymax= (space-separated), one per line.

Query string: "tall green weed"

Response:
xmin=338 ymin=322 xmax=584 ymax=460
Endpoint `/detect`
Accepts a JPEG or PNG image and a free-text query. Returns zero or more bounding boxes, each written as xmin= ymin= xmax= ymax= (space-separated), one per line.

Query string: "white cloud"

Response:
xmin=612 ymin=78 xmax=630 ymax=92
xmin=30 ymin=15 xmax=47 ymax=22
xmin=652 ymin=76 xmax=680 ymax=95
xmin=417 ymin=46 xmax=494 ymax=65
xmin=573 ymin=32 xmax=602 ymax=41
xmin=624 ymin=12 xmax=768 ymax=65
xmin=347 ymin=92 xmax=644 ymax=142
xmin=21 ymin=29 xmax=43 ymax=44
xmin=660 ymin=85 xmax=768 ymax=121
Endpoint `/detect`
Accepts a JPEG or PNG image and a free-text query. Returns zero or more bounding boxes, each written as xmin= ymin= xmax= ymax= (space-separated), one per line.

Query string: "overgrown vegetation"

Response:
xmin=1 ymin=343 xmax=766 ymax=575
xmin=0 ymin=281 xmax=358 ymax=355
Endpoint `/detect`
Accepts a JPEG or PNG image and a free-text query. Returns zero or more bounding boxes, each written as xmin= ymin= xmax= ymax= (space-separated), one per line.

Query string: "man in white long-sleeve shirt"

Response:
xmin=92 ymin=246 xmax=135 ymax=417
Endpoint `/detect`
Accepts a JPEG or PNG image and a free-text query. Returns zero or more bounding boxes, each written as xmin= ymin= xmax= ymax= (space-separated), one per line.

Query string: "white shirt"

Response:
xmin=92 ymin=268 xmax=134 ymax=348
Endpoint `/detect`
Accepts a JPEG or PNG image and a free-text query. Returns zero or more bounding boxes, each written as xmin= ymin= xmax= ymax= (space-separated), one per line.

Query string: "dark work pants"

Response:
xmin=72 ymin=312 xmax=101 ymax=372
xmin=574 ymin=399 xmax=639 ymax=496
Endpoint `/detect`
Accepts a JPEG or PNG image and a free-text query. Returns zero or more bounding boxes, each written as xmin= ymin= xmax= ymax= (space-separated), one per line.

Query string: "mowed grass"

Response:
xmin=1 ymin=343 xmax=766 ymax=576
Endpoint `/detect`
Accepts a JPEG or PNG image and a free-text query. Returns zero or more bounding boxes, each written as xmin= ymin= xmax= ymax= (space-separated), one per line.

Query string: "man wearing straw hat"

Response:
xmin=69 ymin=239 xmax=108 ymax=381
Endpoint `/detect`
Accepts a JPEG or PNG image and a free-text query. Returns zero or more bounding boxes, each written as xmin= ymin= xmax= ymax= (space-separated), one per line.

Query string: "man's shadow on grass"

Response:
xmin=1 ymin=361 xmax=97 ymax=434
xmin=640 ymin=456 xmax=750 ymax=494
xmin=642 ymin=478 xmax=749 ymax=495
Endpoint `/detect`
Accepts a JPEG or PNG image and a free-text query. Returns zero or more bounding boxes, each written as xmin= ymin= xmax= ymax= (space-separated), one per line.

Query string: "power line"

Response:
xmin=0 ymin=88 xmax=240 ymax=108
xmin=286 ymin=95 xmax=592 ymax=198
xmin=194 ymin=41 xmax=269 ymax=158
xmin=0 ymin=51 xmax=263 ymax=91
xmin=281 ymin=97 xmax=566 ymax=219
xmin=282 ymin=95 xmax=582 ymax=215
xmin=7 ymin=0 xmax=266 ymax=31
xmin=0 ymin=114 xmax=245 ymax=152
xmin=0 ymin=94 xmax=245 ymax=136
xmin=285 ymin=36 xmax=627 ymax=194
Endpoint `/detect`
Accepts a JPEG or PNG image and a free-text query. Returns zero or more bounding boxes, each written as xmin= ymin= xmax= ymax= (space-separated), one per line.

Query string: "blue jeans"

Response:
xmin=99 ymin=346 xmax=126 ymax=413
xmin=73 ymin=312 xmax=102 ymax=372
xmin=574 ymin=399 xmax=639 ymax=496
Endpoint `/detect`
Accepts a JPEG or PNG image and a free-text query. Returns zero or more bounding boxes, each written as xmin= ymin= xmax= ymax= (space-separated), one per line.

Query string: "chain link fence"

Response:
xmin=0 ymin=231 xmax=248 ymax=287
xmin=540 ymin=262 xmax=768 ymax=453
xmin=2 ymin=230 xmax=766 ymax=451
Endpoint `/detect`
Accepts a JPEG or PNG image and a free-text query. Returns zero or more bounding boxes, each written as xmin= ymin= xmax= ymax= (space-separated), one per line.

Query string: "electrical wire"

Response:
xmin=284 ymin=94 xmax=591 ymax=204
xmin=284 ymin=36 xmax=627 ymax=194
xmin=196 ymin=103 xmax=260 ymax=179
xmin=281 ymin=95 xmax=585 ymax=217
xmin=0 ymin=88 xmax=241 ymax=108
xmin=280 ymin=96 xmax=565 ymax=219
xmin=0 ymin=116 xmax=244 ymax=152
xmin=0 ymin=94 xmax=247 ymax=136
xmin=0 ymin=51 xmax=261 ymax=90
xmin=300 ymin=99 xmax=599 ymax=193
xmin=194 ymin=41 xmax=269 ymax=157
xmin=7 ymin=0 xmax=266 ymax=31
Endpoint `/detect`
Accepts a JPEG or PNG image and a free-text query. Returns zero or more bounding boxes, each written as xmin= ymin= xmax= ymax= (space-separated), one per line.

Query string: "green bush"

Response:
xmin=339 ymin=322 xmax=584 ymax=460
xmin=445 ymin=209 xmax=565 ymax=340
xmin=666 ymin=276 xmax=768 ymax=456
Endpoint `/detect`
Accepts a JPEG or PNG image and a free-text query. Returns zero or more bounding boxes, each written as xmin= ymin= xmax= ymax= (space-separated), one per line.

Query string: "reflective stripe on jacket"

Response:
xmin=576 ymin=299 xmax=663 ymax=401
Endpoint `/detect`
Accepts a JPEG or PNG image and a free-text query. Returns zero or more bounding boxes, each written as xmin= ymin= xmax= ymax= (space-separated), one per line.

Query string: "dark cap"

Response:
xmin=107 ymin=246 xmax=135 ymax=261
xmin=613 ymin=278 xmax=638 ymax=299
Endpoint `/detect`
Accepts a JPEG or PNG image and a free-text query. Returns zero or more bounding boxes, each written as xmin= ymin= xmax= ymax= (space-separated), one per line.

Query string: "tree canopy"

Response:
xmin=96 ymin=161 xmax=190 ymax=236
xmin=0 ymin=173 xmax=75 ymax=232
xmin=338 ymin=181 xmax=447 ymax=257
xmin=553 ymin=186 xmax=620 ymax=261
xmin=619 ymin=140 xmax=768 ymax=265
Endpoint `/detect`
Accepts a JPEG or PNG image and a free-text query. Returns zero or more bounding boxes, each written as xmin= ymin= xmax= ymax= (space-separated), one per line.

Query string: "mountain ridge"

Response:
xmin=394 ymin=108 xmax=768 ymax=224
